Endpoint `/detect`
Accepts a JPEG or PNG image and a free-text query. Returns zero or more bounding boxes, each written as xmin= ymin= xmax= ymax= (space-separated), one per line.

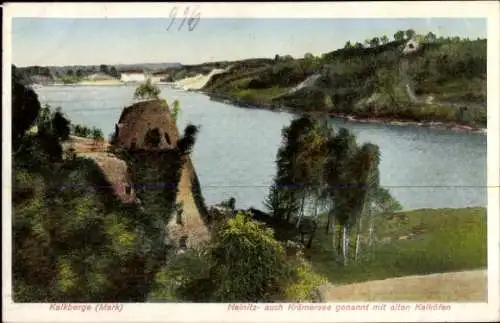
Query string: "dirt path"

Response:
xmin=316 ymin=269 xmax=487 ymax=302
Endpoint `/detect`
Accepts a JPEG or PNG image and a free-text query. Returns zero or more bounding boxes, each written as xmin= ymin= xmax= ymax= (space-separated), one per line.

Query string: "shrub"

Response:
xmin=151 ymin=211 xmax=328 ymax=302
xmin=134 ymin=78 xmax=161 ymax=101
xmin=284 ymin=256 xmax=329 ymax=301
xmin=171 ymin=100 xmax=180 ymax=122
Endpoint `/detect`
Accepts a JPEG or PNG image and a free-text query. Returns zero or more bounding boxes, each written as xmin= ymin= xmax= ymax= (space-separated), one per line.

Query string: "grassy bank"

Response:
xmin=308 ymin=207 xmax=487 ymax=285
xmin=199 ymin=38 xmax=486 ymax=127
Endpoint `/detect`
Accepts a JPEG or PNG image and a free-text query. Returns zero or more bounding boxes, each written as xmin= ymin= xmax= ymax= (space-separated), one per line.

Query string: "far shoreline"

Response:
xmin=33 ymin=83 xmax=486 ymax=134
xmin=206 ymin=93 xmax=487 ymax=135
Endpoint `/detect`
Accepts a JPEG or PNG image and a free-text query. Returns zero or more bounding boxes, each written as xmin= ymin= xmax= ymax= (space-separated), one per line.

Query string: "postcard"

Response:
xmin=3 ymin=2 xmax=499 ymax=322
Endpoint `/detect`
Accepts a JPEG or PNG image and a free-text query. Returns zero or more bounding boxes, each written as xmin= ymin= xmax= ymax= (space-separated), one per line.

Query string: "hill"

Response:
xmin=194 ymin=36 xmax=486 ymax=128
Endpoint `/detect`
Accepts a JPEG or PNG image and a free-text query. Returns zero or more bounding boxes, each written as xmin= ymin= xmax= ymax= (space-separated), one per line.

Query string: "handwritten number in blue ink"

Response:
xmin=166 ymin=7 xmax=178 ymax=31
xmin=187 ymin=10 xmax=201 ymax=31
xmin=167 ymin=6 xmax=200 ymax=32
xmin=177 ymin=6 xmax=189 ymax=31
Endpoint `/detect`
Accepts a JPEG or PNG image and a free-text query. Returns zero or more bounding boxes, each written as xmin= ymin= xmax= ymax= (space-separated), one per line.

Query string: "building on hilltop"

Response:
xmin=402 ymin=38 xmax=421 ymax=55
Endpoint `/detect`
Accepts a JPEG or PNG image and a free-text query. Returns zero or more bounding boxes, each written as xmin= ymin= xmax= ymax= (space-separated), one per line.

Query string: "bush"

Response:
xmin=149 ymin=211 xmax=329 ymax=302
xmin=284 ymin=256 xmax=329 ymax=301
xmin=134 ymin=78 xmax=161 ymax=101
xmin=171 ymin=100 xmax=180 ymax=122
xmin=207 ymin=212 xmax=295 ymax=302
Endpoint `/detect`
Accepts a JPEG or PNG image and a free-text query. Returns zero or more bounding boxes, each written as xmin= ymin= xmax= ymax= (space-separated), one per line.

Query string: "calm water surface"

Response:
xmin=35 ymin=85 xmax=487 ymax=210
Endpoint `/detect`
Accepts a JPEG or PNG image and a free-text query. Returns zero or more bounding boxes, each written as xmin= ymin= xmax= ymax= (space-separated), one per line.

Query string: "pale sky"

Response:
xmin=12 ymin=18 xmax=486 ymax=67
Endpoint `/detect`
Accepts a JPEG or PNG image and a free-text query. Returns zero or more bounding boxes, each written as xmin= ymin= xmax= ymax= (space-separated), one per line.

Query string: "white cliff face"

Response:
xmin=120 ymin=73 xmax=146 ymax=83
xmin=175 ymin=66 xmax=232 ymax=90
xmin=287 ymin=73 xmax=322 ymax=94
xmin=405 ymin=83 xmax=419 ymax=103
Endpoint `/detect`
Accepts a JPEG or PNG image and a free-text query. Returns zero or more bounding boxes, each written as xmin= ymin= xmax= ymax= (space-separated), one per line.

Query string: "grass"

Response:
xmin=307 ymin=207 xmax=487 ymax=285
xmin=419 ymin=77 xmax=486 ymax=104
xmin=231 ymin=87 xmax=289 ymax=102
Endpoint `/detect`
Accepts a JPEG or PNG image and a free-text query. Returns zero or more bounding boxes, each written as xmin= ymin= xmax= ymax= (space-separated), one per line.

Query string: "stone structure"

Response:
xmin=113 ymin=99 xmax=178 ymax=150
xmin=112 ymin=99 xmax=210 ymax=249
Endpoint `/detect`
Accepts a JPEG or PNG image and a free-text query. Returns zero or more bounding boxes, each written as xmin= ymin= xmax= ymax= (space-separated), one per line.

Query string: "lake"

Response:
xmin=35 ymin=85 xmax=487 ymax=211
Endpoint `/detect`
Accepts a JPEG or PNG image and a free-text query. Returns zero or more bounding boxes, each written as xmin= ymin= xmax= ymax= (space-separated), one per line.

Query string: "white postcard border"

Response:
xmin=2 ymin=2 xmax=499 ymax=322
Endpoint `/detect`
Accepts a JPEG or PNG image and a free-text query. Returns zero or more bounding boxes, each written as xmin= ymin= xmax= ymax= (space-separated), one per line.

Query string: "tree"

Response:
xmin=76 ymin=69 xmax=84 ymax=78
xmin=394 ymin=30 xmax=405 ymax=41
xmin=366 ymin=187 xmax=402 ymax=250
xmin=51 ymin=108 xmax=71 ymax=141
xmin=375 ymin=67 xmax=401 ymax=109
xmin=323 ymin=127 xmax=357 ymax=264
xmin=109 ymin=66 xmax=119 ymax=78
xmin=346 ymin=143 xmax=380 ymax=262
xmin=133 ymin=78 xmax=161 ymax=101
xmin=264 ymin=181 xmax=290 ymax=221
xmin=344 ymin=41 xmax=352 ymax=49
xmin=176 ymin=124 xmax=199 ymax=156
xmin=380 ymin=35 xmax=389 ymax=45
xmin=171 ymin=99 xmax=180 ymax=122
xmin=91 ymin=127 xmax=104 ymax=145
xmin=303 ymin=53 xmax=314 ymax=60
xmin=13 ymin=68 xmax=171 ymax=302
xmin=99 ymin=64 xmax=109 ymax=75
xmin=66 ymin=69 xmax=74 ymax=77
xmin=150 ymin=211 xmax=328 ymax=302
xmin=369 ymin=37 xmax=381 ymax=48
xmin=271 ymin=116 xmax=318 ymax=223
xmin=74 ymin=124 xmax=91 ymax=138
xmin=12 ymin=65 xmax=41 ymax=150
xmin=187 ymin=212 xmax=295 ymax=301
xmin=405 ymin=29 xmax=416 ymax=40
xmin=220 ymin=197 xmax=236 ymax=212
xmin=81 ymin=126 xmax=91 ymax=138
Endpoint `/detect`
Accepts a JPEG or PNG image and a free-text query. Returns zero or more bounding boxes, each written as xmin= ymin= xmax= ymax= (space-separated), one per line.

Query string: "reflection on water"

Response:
xmin=35 ymin=85 xmax=487 ymax=210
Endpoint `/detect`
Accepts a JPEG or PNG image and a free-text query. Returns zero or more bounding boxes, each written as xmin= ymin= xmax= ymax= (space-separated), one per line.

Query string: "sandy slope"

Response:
xmin=170 ymin=158 xmax=210 ymax=247
xmin=76 ymin=79 xmax=123 ymax=86
xmin=175 ymin=68 xmax=228 ymax=90
xmin=316 ymin=269 xmax=488 ymax=302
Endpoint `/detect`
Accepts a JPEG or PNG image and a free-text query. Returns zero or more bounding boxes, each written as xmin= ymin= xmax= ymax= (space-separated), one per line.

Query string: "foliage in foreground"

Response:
xmin=264 ymin=115 xmax=402 ymax=265
xmin=11 ymin=68 xmax=196 ymax=302
xmin=148 ymin=212 xmax=328 ymax=302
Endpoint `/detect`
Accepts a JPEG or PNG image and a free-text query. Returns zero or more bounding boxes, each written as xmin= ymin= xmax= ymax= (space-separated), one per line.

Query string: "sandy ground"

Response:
xmin=76 ymin=79 xmax=123 ymax=86
xmin=62 ymin=136 xmax=110 ymax=153
xmin=175 ymin=68 xmax=227 ymax=90
xmin=316 ymin=269 xmax=488 ymax=302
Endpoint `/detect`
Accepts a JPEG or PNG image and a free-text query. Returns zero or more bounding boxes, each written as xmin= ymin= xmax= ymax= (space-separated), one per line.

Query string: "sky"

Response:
xmin=11 ymin=18 xmax=487 ymax=67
